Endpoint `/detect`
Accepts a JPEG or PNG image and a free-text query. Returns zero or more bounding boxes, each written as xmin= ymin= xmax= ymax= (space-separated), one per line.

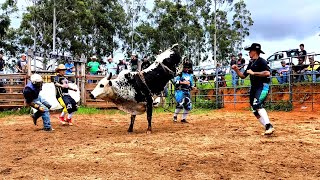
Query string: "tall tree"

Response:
xmin=232 ymin=0 xmax=254 ymax=52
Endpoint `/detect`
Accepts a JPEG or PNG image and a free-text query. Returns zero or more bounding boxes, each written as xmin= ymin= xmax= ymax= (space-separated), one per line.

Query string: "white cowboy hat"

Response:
xmin=91 ymin=55 xmax=97 ymax=59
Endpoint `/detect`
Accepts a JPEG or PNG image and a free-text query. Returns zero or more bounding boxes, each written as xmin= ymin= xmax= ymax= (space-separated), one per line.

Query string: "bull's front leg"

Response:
xmin=146 ymin=96 xmax=153 ymax=134
xmin=128 ymin=114 xmax=136 ymax=133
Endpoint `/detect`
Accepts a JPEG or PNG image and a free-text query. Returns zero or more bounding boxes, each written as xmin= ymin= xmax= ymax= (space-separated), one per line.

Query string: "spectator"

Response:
xmin=65 ymin=59 xmax=75 ymax=75
xmin=276 ymin=61 xmax=290 ymax=84
xmin=215 ymin=63 xmax=226 ymax=87
xmin=292 ymin=57 xmax=308 ymax=82
xmin=237 ymin=53 xmax=246 ymax=85
xmin=299 ymin=44 xmax=307 ymax=61
xmin=230 ymin=55 xmax=237 ymax=87
xmin=303 ymin=56 xmax=320 ymax=83
xmin=116 ymin=59 xmax=128 ymax=75
xmin=16 ymin=54 xmax=28 ymax=73
xmin=87 ymin=55 xmax=101 ymax=83
xmin=130 ymin=53 xmax=140 ymax=72
xmin=199 ymin=68 xmax=208 ymax=82
xmin=0 ymin=53 xmax=5 ymax=74
xmin=87 ymin=55 xmax=101 ymax=75
xmin=105 ymin=57 xmax=117 ymax=76
xmin=141 ymin=56 xmax=151 ymax=70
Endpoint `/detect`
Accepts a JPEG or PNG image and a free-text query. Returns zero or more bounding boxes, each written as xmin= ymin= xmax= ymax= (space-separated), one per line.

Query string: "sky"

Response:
xmin=4 ymin=0 xmax=320 ymax=60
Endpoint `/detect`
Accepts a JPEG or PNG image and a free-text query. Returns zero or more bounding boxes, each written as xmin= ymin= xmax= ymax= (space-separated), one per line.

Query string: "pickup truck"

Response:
xmin=266 ymin=49 xmax=300 ymax=75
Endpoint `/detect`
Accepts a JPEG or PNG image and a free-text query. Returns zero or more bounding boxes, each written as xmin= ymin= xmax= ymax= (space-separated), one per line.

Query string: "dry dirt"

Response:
xmin=1 ymin=110 xmax=320 ymax=179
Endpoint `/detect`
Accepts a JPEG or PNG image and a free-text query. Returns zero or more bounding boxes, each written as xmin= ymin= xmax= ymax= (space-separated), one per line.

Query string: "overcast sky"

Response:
xmin=4 ymin=0 xmax=320 ymax=60
xmin=242 ymin=0 xmax=320 ymax=58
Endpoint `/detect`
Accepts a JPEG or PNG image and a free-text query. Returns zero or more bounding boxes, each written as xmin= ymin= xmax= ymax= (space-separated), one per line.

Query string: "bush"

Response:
xmin=264 ymin=101 xmax=293 ymax=111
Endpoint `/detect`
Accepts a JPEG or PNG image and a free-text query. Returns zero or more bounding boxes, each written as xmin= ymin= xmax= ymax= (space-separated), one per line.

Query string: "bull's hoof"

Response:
xmin=146 ymin=129 xmax=152 ymax=134
xmin=128 ymin=129 xmax=133 ymax=133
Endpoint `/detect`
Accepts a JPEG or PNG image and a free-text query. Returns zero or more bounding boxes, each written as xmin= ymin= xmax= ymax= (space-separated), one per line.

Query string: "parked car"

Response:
xmin=266 ymin=49 xmax=300 ymax=75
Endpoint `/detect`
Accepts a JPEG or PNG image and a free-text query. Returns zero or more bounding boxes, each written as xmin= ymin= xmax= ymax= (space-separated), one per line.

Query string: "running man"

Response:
xmin=232 ymin=43 xmax=274 ymax=135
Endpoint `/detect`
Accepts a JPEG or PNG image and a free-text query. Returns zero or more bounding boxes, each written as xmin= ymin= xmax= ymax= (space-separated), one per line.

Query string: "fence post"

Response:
xmin=80 ymin=54 xmax=87 ymax=105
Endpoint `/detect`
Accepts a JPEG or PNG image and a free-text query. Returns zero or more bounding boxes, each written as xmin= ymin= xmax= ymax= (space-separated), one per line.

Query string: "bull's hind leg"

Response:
xmin=128 ymin=114 xmax=136 ymax=133
xmin=146 ymin=96 xmax=153 ymax=134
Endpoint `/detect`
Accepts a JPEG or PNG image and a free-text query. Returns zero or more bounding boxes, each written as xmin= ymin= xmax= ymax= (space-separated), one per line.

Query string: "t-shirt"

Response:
xmin=87 ymin=61 xmax=100 ymax=73
xmin=54 ymin=74 xmax=69 ymax=99
xmin=230 ymin=59 xmax=237 ymax=66
xmin=117 ymin=62 xmax=127 ymax=74
xmin=0 ymin=59 xmax=4 ymax=71
xmin=237 ymin=58 xmax=246 ymax=69
xmin=299 ymin=50 xmax=307 ymax=60
xmin=141 ymin=61 xmax=151 ymax=70
xmin=106 ymin=62 xmax=117 ymax=76
xmin=17 ymin=59 xmax=28 ymax=73
xmin=243 ymin=57 xmax=270 ymax=87
xmin=65 ymin=63 xmax=74 ymax=75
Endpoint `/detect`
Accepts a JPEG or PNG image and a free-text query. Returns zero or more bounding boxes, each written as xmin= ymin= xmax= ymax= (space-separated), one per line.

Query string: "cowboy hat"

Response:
xmin=91 ymin=55 xmax=97 ymax=59
xmin=244 ymin=43 xmax=265 ymax=54
xmin=55 ymin=64 xmax=67 ymax=73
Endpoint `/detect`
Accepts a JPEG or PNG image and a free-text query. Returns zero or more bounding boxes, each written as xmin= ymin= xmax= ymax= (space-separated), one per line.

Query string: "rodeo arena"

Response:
xmin=1 ymin=6 xmax=320 ymax=180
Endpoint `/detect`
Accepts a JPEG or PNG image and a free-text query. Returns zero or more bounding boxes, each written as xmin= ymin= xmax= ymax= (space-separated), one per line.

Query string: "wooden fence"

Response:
xmin=0 ymin=73 xmax=117 ymax=109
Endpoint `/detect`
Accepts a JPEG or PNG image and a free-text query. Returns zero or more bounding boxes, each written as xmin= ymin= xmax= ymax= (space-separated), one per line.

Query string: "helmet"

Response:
xmin=30 ymin=74 xmax=43 ymax=84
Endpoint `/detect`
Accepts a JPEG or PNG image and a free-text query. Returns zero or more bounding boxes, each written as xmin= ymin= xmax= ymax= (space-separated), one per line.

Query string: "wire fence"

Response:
xmin=164 ymin=53 xmax=320 ymax=111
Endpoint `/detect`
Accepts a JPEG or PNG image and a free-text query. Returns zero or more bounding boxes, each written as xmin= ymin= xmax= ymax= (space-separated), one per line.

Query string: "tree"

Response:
xmin=0 ymin=0 xmax=19 ymax=55
xmin=232 ymin=0 xmax=254 ymax=52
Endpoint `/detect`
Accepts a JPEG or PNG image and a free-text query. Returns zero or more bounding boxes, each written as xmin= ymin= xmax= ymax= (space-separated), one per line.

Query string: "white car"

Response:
xmin=266 ymin=49 xmax=300 ymax=75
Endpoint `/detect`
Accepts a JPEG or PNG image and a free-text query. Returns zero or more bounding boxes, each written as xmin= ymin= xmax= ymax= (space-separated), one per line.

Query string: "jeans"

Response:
xmin=32 ymin=95 xmax=52 ymax=129
xmin=304 ymin=70 xmax=319 ymax=83
xmin=238 ymin=68 xmax=244 ymax=85
xmin=231 ymin=70 xmax=238 ymax=87
xmin=276 ymin=72 xmax=289 ymax=84
xmin=89 ymin=72 xmax=98 ymax=83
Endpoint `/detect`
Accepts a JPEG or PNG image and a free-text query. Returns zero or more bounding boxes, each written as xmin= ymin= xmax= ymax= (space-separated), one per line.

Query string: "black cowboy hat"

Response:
xmin=244 ymin=43 xmax=265 ymax=54
xmin=183 ymin=63 xmax=192 ymax=68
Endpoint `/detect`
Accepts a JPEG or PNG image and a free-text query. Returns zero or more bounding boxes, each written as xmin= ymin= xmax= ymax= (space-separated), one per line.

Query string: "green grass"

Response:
xmin=77 ymin=106 xmax=126 ymax=115
xmin=196 ymin=74 xmax=280 ymax=90
xmin=0 ymin=107 xmax=31 ymax=118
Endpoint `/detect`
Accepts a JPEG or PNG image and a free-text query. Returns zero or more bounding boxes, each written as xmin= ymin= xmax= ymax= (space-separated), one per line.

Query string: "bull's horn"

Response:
xmin=171 ymin=44 xmax=179 ymax=49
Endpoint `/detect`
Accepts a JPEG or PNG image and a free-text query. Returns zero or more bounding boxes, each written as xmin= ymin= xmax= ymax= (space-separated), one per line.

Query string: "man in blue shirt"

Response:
xmin=105 ymin=57 xmax=117 ymax=76
xmin=65 ymin=59 xmax=75 ymax=75
xmin=276 ymin=61 xmax=290 ymax=84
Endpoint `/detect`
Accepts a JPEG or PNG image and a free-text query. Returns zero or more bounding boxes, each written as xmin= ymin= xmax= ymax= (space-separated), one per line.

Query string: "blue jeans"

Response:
xmin=238 ymin=68 xmax=245 ymax=85
xmin=32 ymin=96 xmax=52 ymax=129
xmin=304 ymin=70 xmax=319 ymax=83
xmin=276 ymin=72 xmax=289 ymax=84
xmin=89 ymin=72 xmax=98 ymax=83
xmin=231 ymin=70 xmax=238 ymax=87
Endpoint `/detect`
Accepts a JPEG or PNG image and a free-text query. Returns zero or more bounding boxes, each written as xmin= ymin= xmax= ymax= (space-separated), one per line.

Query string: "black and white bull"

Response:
xmin=90 ymin=44 xmax=181 ymax=133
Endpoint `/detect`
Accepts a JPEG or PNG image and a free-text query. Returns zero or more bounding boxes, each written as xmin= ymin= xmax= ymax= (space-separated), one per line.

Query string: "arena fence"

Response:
xmin=1 ymin=53 xmax=319 ymax=111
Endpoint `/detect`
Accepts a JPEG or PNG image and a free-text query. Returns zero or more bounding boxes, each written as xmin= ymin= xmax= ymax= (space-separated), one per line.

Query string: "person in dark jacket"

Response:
xmin=23 ymin=74 xmax=54 ymax=131
xmin=141 ymin=56 xmax=151 ymax=70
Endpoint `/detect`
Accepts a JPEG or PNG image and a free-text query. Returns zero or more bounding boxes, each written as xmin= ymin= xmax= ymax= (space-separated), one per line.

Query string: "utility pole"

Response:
xmin=131 ymin=0 xmax=134 ymax=53
xmin=53 ymin=0 xmax=56 ymax=55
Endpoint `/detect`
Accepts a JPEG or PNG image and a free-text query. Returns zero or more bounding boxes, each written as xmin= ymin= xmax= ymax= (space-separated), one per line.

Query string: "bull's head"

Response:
xmin=90 ymin=73 xmax=114 ymax=100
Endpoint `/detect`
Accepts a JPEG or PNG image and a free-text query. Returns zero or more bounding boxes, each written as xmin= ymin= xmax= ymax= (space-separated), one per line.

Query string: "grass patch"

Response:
xmin=0 ymin=107 xmax=31 ymax=118
xmin=264 ymin=101 xmax=293 ymax=111
xmin=77 ymin=106 xmax=126 ymax=115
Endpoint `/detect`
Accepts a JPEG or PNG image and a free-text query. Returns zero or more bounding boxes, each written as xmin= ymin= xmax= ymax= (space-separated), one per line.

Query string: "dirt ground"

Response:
xmin=1 ymin=110 xmax=320 ymax=180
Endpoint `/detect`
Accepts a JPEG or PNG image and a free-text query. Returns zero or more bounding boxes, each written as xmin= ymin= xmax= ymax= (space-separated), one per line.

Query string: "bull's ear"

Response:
xmin=108 ymin=81 xmax=112 ymax=86
xmin=107 ymin=73 xmax=112 ymax=80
